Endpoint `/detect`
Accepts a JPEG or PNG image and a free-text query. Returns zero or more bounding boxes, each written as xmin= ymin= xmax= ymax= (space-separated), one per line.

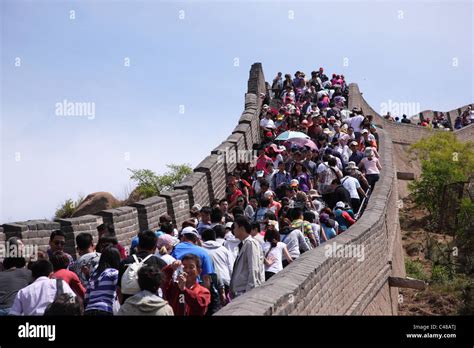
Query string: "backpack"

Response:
xmin=121 ymin=254 xmax=154 ymax=295
xmin=44 ymin=278 xmax=68 ymax=314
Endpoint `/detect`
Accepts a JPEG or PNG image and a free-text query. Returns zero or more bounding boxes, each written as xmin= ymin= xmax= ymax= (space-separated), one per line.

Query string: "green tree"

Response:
xmin=456 ymin=198 xmax=474 ymax=274
xmin=408 ymin=132 xmax=474 ymax=228
xmin=128 ymin=164 xmax=192 ymax=199
xmin=54 ymin=195 xmax=84 ymax=219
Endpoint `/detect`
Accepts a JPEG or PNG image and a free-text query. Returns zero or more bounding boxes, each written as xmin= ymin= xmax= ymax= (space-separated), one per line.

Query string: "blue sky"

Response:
xmin=1 ymin=0 xmax=472 ymax=223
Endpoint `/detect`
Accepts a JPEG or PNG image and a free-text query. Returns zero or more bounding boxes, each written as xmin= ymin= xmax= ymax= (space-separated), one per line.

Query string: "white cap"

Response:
xmin=263 ymin=190 xmax=274 ymax=198
xmin=181 ymin=227 xmax=200 ymax=238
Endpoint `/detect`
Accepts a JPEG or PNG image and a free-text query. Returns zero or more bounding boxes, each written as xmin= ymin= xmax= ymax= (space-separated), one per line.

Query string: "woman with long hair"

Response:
xmin=262 ymin=229 xmax=293 ymax=280
xmin=84 ymin=246 xmax=121 ymax=316
xmin=291 ymin=162 xmax=313 ymax=193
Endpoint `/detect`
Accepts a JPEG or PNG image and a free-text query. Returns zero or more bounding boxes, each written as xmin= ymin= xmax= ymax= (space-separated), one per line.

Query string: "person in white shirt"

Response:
xmin=278 ymin=224 xmax=310 ymax=266
xmin=201 ymin=229 xmax=234 ymax=291
xmin=262 ymin=229 xmax=293 ymax=280
xmin=345 ymin=113 xmax=365 ymax=137
xmin=224 ymin=229 xmax=241 ymax=260
xmin=10 ymin=260 xmax=76 ymax=316
xmin=260 ymin=112 xmax=276 ymax=132
xmin=341 ymin=167 xmax=367 ymax=212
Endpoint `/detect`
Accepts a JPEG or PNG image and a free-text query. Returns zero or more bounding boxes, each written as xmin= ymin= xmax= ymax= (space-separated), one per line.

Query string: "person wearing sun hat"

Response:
xmin=308 ymin=189 xmax=326 ymax=212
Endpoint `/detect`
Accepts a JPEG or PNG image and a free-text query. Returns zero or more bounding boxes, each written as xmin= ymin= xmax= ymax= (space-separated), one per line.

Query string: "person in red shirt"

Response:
xmin=50 ymin=251 xmax=86 ymax=299
xmin=263 ymin=190 xmax=281 ymax=218
xmin=162 ymin=255 xmax=210 ymax=316
xmin=227 ymin=182 xmax=243 ymax=209
xmin=255 ymin=148 xmax=272 ymax=174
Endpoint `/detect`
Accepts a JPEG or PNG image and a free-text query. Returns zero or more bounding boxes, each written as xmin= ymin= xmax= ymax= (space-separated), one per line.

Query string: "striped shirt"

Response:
xmin=84 ymin=268 xmax=118 ymax=313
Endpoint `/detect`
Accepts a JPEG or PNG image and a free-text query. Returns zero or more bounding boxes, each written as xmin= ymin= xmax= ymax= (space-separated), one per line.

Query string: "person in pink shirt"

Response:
xmin=256 ymin=148 xmax=272 ymax=174
xmin=358 ymin=147 xmax=382 ymax=191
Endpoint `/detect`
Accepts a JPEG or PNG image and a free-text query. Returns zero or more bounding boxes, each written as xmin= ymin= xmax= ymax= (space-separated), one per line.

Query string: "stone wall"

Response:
xmin=56 ymin=215 xmax=103 ymax=256
xmin=129 ymin=196 xmax=168 ymax=233
xmin=419 ymin=103 xmax=473 ymax=126
xmin=95 ymin=207 xmax=140 ymax=249
xmin=349 ymin=84 xmax=473 ymax=145
xmin=2 ymin=220 xmax=61 ymax=255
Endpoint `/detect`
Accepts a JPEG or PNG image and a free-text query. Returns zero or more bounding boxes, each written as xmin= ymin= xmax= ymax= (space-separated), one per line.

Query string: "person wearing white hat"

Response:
xmin=252 ymin=170 xmax=266 ymax=196
xmin=264 ymin=190 xmax=282 ymax=217
xmin=171 ymin=227 xmax=215 ymax=290
xmin=358 ymin=147 xmax=382 ymax=191
xmin=340 ymin=164 xmax=367 ymax=213
xmin=348 ymin=141 xmax=365 ymax=165
xmin=333 ymin=201 xmax=356 ymax=232
xmin=359 ymin=128 xmax=377 ymax=152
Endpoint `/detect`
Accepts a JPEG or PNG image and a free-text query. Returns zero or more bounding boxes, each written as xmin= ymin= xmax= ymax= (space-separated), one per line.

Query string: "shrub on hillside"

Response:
xmin=128 ymin=164 xmax=192 ymax=199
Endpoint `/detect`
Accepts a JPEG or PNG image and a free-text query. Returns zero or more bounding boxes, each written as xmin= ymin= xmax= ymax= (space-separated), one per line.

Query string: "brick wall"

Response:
xmin=129 ymin=196 xmax=168 ymax=232
xmin=455 ymin=123 xmax=474 ymax=143
xmin=95 ymin=207 xmax=140 ymax=251
xmin=55 ymin=215 xmax=103 ymax=257
xmin=2 ymin=220 xmax=61 ymax=255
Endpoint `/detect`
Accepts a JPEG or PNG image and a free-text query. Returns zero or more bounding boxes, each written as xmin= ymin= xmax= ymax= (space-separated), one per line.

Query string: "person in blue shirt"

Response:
xmin=196 ymin=206 xmax=212 ymax=235
xmin=172 ymin=227 xmax=214 ymax=289
xmin=348 ymin=141 xmax=364 ymax=165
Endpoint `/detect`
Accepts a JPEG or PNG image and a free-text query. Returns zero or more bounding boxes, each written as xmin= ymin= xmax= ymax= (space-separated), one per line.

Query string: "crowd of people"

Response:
xmin=383 ymin=105 xmax=474 ymax=130
xmin=0 ymin=68 xmax=385 ymax=316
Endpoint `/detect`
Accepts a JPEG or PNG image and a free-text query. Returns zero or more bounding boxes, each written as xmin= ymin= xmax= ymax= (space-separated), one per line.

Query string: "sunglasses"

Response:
xmin=54 ymin=240 xmax=66 ymax=246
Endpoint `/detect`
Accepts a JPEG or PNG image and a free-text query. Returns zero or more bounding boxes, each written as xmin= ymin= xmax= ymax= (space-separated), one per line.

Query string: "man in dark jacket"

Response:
xmin=325 ymin=179 xmax=352 ymax=209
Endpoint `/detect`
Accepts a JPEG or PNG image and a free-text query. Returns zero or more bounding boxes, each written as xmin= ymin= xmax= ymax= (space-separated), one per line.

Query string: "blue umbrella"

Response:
xmin=275 ymin=131 xmax=310 ymax=141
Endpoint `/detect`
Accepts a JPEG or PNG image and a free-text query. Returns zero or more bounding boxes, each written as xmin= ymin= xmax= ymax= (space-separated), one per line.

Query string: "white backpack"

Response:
xmin=121 ymin=254 xmax=154 ymax=295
